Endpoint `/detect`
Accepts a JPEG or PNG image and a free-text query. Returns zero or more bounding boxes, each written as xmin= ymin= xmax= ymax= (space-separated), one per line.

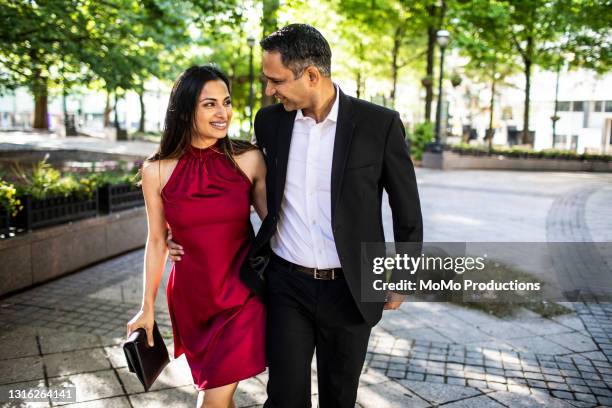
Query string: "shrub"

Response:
xmin=0 ymin=180 xmax=23 ymax=217
xmin=409 ymin=122 xmax=434 ymax=161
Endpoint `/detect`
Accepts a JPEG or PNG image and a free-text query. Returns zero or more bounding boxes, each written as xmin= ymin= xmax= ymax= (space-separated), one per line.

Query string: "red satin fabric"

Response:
xmin=161 ymin=142 xmax=265 ymax=390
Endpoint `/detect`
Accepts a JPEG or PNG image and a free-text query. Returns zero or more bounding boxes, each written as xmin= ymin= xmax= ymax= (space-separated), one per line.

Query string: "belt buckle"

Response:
xmin=313 ymin=268 xmax=334 ymax=280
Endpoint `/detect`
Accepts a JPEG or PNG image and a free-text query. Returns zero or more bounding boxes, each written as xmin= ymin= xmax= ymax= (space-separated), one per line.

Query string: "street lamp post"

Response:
xmin=247 ymin=36 xmax=255 ymax=135
xmin=434 ymin=30 xmax=450 ymax=148
xmin=426 ymin=29 xmax=450 ymax=153
xmin=551 ymin=52 xmax=574 ymax=146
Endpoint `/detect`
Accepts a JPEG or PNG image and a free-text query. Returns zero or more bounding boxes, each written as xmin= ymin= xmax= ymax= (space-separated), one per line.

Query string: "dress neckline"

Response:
xmin=188 ymin=140 xmax=223 ymax=158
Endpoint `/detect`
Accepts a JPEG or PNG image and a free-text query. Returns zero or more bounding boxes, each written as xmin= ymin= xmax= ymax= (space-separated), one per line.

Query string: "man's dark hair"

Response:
xmin=260 ymin=24 xmax=332 ymax=78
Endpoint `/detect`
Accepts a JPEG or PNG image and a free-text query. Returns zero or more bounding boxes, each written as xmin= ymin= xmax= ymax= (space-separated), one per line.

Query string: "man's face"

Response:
xmin=262 ymin=51 xmax=311 ymax=112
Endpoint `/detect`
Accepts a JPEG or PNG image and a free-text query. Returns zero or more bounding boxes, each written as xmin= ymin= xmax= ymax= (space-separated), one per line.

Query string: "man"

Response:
xmin=171 ymin=24 xmax=422 ymax=408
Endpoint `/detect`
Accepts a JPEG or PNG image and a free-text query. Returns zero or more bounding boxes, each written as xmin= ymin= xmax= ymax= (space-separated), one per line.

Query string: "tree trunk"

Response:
xmin=522 ymin=36 xmax=533 ymax=145
xmin=424 ymin=4 xmax=437 ymax=123
xmin=113 ymin=91 xmax=120 ymax=130
xmin=522 ymin=58 xmax=532 ymax=145
xmin=261 ymin=0 xmax=279 ymax=107
xmin=390 ymin=26 xmax=402 ymax=109
xmin=32 ymin=64 xmax=49 ymax=130
xmin=488 ymin=77 xmax=496 ymax=151
xmin=355 ymin=70 xmax=362 ymax=99
xmin=138 ymin=90 xmax=145 ymax=133
xmin=103 ymin=91 xmax=112 ymax=127
xmin=33 ymin=87 xmax=49 ymax=130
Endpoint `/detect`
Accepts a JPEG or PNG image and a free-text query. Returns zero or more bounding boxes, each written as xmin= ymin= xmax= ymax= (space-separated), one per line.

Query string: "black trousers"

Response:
xmin=263 ymin=254 xmax=371 ymax=408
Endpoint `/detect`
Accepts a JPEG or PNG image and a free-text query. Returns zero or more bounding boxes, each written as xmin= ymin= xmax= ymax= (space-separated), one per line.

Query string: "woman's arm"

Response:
xmin=126 ymin=160 xmax=169 ymax=346
xmin=140 ymin=160 xmax=170 ymax=311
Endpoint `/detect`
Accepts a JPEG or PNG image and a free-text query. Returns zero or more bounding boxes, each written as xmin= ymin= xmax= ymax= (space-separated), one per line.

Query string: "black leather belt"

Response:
xmin=272 ymin=253 xmax=344 ymax=280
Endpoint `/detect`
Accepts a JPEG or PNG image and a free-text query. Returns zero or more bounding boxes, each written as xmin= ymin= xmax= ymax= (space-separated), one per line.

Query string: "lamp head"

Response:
xmin=436 ymin=30 xmax=450 ymax=48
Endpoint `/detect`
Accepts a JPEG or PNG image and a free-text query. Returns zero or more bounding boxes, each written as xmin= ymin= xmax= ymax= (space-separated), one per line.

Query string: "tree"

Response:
xmin=451 ymin=0 xmax=520 ymax=149
xmin=337 ymin=0 xmax=432 ymax=108
xmin=495 ymin=0 xmax=609 ymax=144
xmin=0 ymin=0 xmax=238 ymax=131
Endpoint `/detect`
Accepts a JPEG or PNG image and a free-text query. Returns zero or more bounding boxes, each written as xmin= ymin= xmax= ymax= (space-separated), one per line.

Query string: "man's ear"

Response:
xmin=306 ymin=66 xmax=320 ymax=84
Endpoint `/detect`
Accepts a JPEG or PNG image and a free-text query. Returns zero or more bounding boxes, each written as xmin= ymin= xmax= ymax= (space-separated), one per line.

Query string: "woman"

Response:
xmin=127 ymin=65 xmax=267 ymax=408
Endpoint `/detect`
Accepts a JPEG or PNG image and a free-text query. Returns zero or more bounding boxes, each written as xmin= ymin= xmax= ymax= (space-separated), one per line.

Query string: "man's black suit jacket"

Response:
xmin=240 ymin=88 xmax=423 ymax=327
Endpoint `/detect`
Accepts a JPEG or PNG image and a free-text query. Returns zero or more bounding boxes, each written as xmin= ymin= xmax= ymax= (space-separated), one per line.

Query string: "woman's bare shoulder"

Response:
xmin=141 ymin=159 xmax=178 ymax=186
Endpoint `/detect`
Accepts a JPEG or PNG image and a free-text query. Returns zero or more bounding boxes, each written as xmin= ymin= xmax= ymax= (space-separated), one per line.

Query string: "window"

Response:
xmin=553 ymin=134 xmax=567 ymax=147
xmin=570 ymin=135 xmax=578 ymax=152
xmin=606 ymin=101 xmax=612 ymax=112
xmin=572 ymin=101 xmax=584 ymax=112
xmin=557 ymin=101 xmax=570 ymax=111
xmin=594 ymin=101 xmax=603 ymax=112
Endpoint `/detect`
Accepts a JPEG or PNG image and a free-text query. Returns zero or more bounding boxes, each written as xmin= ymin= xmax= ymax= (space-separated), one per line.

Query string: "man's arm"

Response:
xmin=381 ymin=113 xmax=423 ymax=309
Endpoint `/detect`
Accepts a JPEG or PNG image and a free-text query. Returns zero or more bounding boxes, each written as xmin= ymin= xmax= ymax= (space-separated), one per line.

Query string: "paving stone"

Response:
xmin=38 ymin=331 xmax=102 ymax=355
xmin=516 ymin=319 xmax=574 ymax=336
xmin=128 ymin=384 xmax=196 ymax=407
xmin=356 ymin=380 xmax=429 ymax=408
xmin=359 ymin=369 xmax=392 ymax=386
xmin=0 ymin=379 xmax=50 ymax=407
xmin=397 ymin=380 xmax=481 ymax=405
xmin=506 ymin=336 xmax=572 ymax=355
xmin=44 ymin=348 xmax=110 ymax=378
xmin=0 ymin=356 xmax=44 ymax=384
xmin=234 ymin=377 xmax=268 ymax=407
xmin=547 ymin=333 xmax=600 ymax=354
xmin=596 ymin=396 xmax=612 ymax=406
xmin=61 ymin=396 xmax=131 ymax=407
xmin=0 ymin=327 xmax=40 ymax=360
xmin=466 ymin=379 xmax=488 ymax=389
xmin=48 ymin=370 xmax=124 ymax=406
xmin=573 ymin=392 xmax=597 ymax=403
xmin=489 ymin=390 xmax=576 ymax=407
xmin=441 ymin=394 xmax=505 ymax=407
xmin=551 ymin=390 xmax=574 ymax=400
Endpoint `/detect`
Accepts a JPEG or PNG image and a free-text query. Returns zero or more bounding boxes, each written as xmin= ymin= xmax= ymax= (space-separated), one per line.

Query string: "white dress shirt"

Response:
xmin=270 ymin=86 xmax=341 ymax=268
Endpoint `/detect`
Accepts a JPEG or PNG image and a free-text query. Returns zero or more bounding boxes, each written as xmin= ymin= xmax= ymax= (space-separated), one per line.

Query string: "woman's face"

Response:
xmin=192 ymin=79 xmax=233 ymax=141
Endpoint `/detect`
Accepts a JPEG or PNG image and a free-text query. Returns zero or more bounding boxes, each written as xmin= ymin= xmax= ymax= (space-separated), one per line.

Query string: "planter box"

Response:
xmin=14 ymin=192 xmax=98 ymax=231
xmin=423 ymin=151 xmax=612 ymax=172
xmin=98 ymin=183 xmax=144 ymax=214
xmin=0 ymin=207 xmax=147 ymax=297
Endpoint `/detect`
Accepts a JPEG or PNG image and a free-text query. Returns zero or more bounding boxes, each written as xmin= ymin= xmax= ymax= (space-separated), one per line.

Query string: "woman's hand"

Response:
xmin=126 ymin=308 xmax=155 ymax=347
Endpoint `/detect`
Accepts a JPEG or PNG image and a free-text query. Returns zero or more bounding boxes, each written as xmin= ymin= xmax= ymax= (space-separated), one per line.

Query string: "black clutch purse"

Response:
xmin=123 ymin=321 xmax=170 ymax=391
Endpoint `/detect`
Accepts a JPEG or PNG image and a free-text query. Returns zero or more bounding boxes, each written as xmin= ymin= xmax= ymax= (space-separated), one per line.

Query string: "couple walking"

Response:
xmin=127 ymin=24 xmax=423 ymax=408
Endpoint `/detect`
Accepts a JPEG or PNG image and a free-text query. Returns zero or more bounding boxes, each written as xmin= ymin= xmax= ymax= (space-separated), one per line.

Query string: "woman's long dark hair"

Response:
xmin=147 ymin=65 xmax=254 ymax=165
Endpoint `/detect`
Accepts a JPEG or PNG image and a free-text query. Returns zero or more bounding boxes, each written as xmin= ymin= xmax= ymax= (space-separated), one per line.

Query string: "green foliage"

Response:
xmin=409 ymin=122 xmax=434 ymax=161
xmin=10 ymin=158 xmax=139 ymax=200
xmin=83 ymin=161 xmax=140 ymax=188
xmin=0 ymin=180 xmax=23 ymax=217
xmin=448 ymin=143 xmax=612 ymax=162
xmin=12 ymin=159 xmax=85 ymax=199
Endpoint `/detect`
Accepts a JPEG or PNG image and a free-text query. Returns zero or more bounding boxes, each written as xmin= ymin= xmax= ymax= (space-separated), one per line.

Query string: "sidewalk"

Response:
xmin=1 ymin=151 xmax=611 ymax=406
xmin=0 ymin=131 xmax=157 ymax=158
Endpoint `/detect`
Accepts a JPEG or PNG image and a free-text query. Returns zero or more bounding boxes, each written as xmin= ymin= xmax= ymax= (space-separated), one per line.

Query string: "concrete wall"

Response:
xmin=0 ymin=207 xmax=146 ymax=297
xmin=423 ymin=151 xmax=612 ymax=172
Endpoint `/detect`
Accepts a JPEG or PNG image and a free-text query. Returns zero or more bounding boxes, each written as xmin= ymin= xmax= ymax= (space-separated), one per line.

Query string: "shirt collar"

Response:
xmin=295 ymin=84 xmax=340 ymax=123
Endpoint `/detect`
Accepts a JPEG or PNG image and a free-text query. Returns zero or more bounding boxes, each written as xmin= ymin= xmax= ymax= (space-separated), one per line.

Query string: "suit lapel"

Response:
xmin=331 ymin=90 xmax=355 ymax=221
xmin=274 ymin=109 xmax=297 ymax=212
